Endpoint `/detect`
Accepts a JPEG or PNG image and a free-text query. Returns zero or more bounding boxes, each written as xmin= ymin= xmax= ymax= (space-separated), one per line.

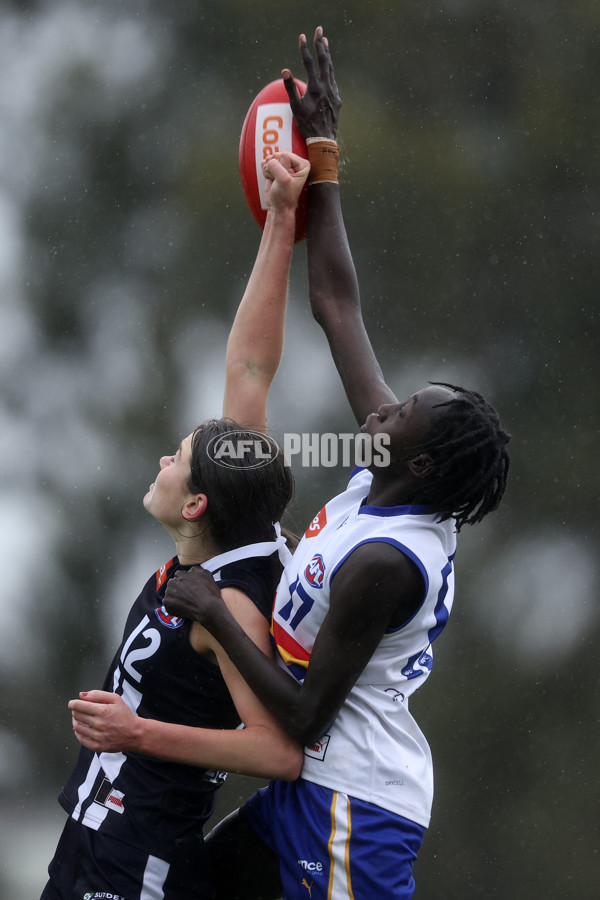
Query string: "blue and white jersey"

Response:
xmin=272 ymin=467 xmax=456 ymax=828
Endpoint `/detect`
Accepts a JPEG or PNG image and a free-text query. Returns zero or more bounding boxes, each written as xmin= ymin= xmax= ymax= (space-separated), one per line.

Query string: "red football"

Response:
xmin=239 ymin=78 xmax=308 ymax=242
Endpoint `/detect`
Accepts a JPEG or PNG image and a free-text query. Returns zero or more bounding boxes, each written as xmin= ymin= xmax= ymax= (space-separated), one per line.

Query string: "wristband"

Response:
xmin=306 ymin=137 xmax=340 ymax=185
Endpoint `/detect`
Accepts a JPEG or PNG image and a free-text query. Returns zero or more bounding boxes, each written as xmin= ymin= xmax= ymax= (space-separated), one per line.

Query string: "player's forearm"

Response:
xmin=306 ymin=183 xmax=359 ymax=319
xmin=224 ymin=206 xmax=296 ymax=408
xmin=134 ymin=716 xmax=303 ymax=781
xmin=205 ymin=605 xmax=326 ymax=744
xmin=306 ymin=183 xmax=392 ymax=424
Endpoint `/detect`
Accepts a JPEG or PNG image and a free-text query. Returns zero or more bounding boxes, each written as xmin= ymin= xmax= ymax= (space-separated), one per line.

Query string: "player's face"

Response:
xmin=143 ymin=433 xmax=195 ymax=526
xmin=362 ymin=385 xmax=454 ymax=464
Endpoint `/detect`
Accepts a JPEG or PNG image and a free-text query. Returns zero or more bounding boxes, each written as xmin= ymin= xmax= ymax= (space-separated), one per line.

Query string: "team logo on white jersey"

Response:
xmin=304 ymin=553 xmax=325 ymax=589
xmin=154 ymin=606 xmax=184 ymax=628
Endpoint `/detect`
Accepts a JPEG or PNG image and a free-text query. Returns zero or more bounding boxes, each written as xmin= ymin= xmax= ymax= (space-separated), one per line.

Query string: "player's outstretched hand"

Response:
xmin=69 ymin=690 xmax=141 ymax=753
xmin=164 ymin=566 xmax=223 ymax=625
xmin=263 ymin=150 xmax=310 ymax=212
xmin=283 ymin=26 xmax=341 ymax=142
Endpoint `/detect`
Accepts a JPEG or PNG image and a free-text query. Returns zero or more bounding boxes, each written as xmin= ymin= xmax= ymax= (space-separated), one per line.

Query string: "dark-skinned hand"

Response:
xmin=164 ymin=566 xmax=223 ymax=624
xmin=282 ymin=26 xmax=341 ymax=142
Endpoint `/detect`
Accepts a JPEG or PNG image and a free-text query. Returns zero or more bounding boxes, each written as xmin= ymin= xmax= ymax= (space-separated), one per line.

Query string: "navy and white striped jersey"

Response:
xmin=59 ymin=549 xmax=280 ymax=860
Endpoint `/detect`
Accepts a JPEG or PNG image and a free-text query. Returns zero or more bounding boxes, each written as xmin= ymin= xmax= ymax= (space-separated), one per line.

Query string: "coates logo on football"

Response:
xmin=304 ymin=553 xmax=325 ymax=589
xmin=240 ymin=78 xmax=308 ymax=242
xmin=207 ymin=430 xmax=279 ymax=469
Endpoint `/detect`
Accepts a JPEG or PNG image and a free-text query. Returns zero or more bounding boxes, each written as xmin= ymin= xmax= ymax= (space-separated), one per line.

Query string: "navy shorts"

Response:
xmin=242 ymin=779 xmax=425 ymax=899
xmin=40 ymin=816 xmax=215 ymax=900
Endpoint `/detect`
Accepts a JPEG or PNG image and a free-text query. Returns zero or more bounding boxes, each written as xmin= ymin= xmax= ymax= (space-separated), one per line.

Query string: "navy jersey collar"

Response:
xmin=350 ymin=466 xmax=432 ymax=517
xmin=359 ymin=501 xmax=431 ymax=517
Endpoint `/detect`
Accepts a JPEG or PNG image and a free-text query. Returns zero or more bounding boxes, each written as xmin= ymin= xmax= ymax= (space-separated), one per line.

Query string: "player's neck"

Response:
xmin=174 ymin=530 xmax=222 ymax=567
xmin=366 ymin=467 xmax=420 ymax=509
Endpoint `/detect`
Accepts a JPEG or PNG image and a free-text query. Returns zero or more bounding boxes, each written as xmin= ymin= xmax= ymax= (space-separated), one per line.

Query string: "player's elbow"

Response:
xmin=286 ymin=746 xmax=305 ymax=781
xmin=309 ymin=294 xmax=337 ymax=331
xmin=309 ymin=291 xmax=361 ymax=338
xmin=288 ymin=707 xmax=334 ymax=750
xmin=271 ymin=738 xmax=304 ymax=781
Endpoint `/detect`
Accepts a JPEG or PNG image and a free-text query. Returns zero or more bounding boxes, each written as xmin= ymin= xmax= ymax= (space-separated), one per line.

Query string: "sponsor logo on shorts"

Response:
xmin=83 ymin=893 xmax=126 ymax=900
xmin=298 ymin=860 xmax=324 ymax=896
xmin=304 ymin=735 xmax=330 ymax=761
xmin=298 ymin=859 xmax=324 ymax=896
xmin=298 ymin=859 xmax=323 ymax=873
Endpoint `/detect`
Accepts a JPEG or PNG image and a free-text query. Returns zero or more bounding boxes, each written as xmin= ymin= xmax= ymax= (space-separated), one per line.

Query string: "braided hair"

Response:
xmin=409 ymin=383 xmax=510 ymax=531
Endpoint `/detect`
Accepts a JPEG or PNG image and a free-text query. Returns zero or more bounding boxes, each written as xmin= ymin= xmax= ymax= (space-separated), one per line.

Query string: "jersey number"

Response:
xmin=277 ymin=578 xmax=314 ymax=630
xmin=119 ymin=616 xmax=162 ymax=684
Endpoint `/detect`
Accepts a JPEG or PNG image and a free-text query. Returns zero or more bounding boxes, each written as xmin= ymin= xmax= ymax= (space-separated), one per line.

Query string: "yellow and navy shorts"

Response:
xmin=242 ymin=778 xmax=425 ymax=899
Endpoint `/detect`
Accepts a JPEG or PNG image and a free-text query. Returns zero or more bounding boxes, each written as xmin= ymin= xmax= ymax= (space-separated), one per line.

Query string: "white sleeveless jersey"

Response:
xmin=272 ymin=467 xmax=457 ymax=828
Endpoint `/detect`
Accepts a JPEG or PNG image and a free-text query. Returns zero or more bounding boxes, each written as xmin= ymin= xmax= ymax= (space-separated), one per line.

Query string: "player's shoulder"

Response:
xmin=220 ymin=584 xmax=269 ymax=627
xmin=329 ymin=541 xmax=423 ymax=629
xmin=220 ymin=584 xmax=272 ymax=653
xmin=335 ymin=539 xmax=420 ymax=590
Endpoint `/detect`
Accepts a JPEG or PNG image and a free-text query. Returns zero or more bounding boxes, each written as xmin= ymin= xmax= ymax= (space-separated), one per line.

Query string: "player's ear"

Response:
xmin=407 ymin=453 xmax=434 ymax=478
xmin=181 ymin=494 xmax=208 ymax=522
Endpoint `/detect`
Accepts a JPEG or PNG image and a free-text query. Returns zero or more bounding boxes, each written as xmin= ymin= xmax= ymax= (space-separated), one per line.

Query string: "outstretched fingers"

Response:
xmin=299 ymin=31 xmax=317 ymax=85
xmin=314 ymin=27 xmax=332 ymax=85
xmin=303 ymin=27 xmax=335 ymax=90
xmin=282 ymin=67 xmax=302 ymax=117
xmin=322 ymin=35 xmax=339 ymax=95
xmin=282 ymin=27 xmax=341 ymax=141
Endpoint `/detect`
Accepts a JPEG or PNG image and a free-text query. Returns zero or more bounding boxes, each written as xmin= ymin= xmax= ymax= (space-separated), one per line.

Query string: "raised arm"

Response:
xmin=222 ymin=151 xmax=309 ymax=431
xmin=282 ymin=28 xmax=397 ymax=427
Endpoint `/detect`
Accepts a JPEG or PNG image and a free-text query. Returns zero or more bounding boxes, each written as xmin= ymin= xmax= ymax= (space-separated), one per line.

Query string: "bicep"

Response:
xmin=296 ymin=544 xmax=423 ymax=735
xmin=211 ymin=587 xmax=279 ymax=728
xmin=299 ymin=595 xmax=387 ymax=730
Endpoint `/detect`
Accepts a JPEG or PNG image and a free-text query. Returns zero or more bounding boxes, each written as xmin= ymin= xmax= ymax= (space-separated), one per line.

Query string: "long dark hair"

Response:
xmin=187 ymin=419 xmax=295 ymax=551
xmin=409 ymin=383 xmax=510 ymax=531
